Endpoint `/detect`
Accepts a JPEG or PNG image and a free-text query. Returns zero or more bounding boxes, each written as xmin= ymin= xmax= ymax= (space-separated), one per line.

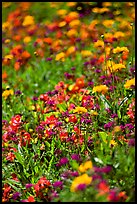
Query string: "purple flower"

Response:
xmin=12 ymin=192 xmax=21 ymax=200
xmin=59 ymin=157 xmax=69 ymax=165
xmin=32 ymin=96 xmax=38 ymax=101
xmin=102 ymin=166 xmax=112 ymax=173
xmin=71 ymin=171 xmax=79 ymax=177
xmin=104 ymin=121 xmax=114 ymax=129
xmin=36 ymin=125 xmax=44 ymax=133
xmin=88 ymin=81 xmax=94 ymax=86
xmin=15 ymin=90 xmax=22 ymax=95
xmin=71 ymin=154 xmax=81 ymax=161
xmin=77 ymin=183 xmax=86 ymax=191
xmin=84 ymin=61 xmax=89 ymax=66
xmin=92 ymin=174 xmax=102 ymax=181
xmin=95 ymin=69 xmax=101 ymax=73
xmin=128 ymin=138 xmax=135 ymax=147
xmin=111 ymin=113 xmax=118 ymax=118
xmin=100 ymin=75 xmax=106 ymax=80
xmin=25 ymin=183 xmax=33 ymax=188
xmin=124 ymin=123 xmax=134 ymax=130
xmin=71 ymin=66 xmax=76 ymax=71
xmin=53 ymin=181 xmax=63 ymax=189
xmin=46 ymin=57 xmax=52 ymax=61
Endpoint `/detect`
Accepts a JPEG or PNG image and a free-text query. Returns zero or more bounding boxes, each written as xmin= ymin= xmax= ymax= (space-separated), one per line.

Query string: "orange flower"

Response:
xmin=2 ymin=71 xmax=8 ymax=80
xmin=21 ymin=51 xmax=31 ymax=59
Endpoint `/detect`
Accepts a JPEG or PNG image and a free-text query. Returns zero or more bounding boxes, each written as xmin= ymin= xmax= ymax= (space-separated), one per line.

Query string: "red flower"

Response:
xmin=27 ymin=196 xmax=35 ymax=202
xmin=69 ymin=115 xmax=77 ymax=123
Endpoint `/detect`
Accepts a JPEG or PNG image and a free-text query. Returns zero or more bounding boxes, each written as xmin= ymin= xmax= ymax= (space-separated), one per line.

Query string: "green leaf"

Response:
xmin=98 ymin=131 xmax=108 ymax=142
xmin=14 ymin=152 xmax=24 ymax=166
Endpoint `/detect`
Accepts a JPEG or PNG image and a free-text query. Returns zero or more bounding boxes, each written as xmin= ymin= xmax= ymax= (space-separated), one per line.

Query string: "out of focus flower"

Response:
xmin=113 ymin=46 xmax=129 ymax=54
xmin=70 ymin=173 xmax=92 ymax=192
xmin=73 ymin=106 xmax=87 ymax=114
xmin=81 ymin=50 xmax=92 ymax=57
xmin=78 ymin=161 xmax=93 ymax=173
xmin=93 ymin=85 xmax=108 ymax=94
xmin=124 ymin=78 xmax=135 ymax=89
xmin=55 ymin=52 xmax=65 ymax=61
xmin=2 ymin=89 xmax=14 ymax=99
xmin=103 ymin=20 xmax=114 ymax=27
xmin=22 ymin=15 xmax=34 ymax=26
xmin=94 ymin=40 xmax=104 ymax=48
xmin=23 ymin=36 xmax=31 ymax=44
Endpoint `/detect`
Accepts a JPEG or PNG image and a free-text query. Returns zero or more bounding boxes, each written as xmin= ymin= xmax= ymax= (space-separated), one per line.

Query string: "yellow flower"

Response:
xmin=23 ymin=36 xmax=32 ymax=44
xmin=2 ymin=21 xmax=12 ymax=31
xmin=110 ymin=140 xmax=117 ymax=146
xmin=70 ymin=174 xmax=92 ymax=192
xmin=67 ymin=29 xmax=78 ymax=37
xmin=99 ymin=8 xmax=109 ymax=13
xmin=66 ymin=46 xmax=76 ymax=56
xmin=57 ymin=9 xmax=67 ymax=16
xmin=2 ymin=89 xmax=14 ymax=100
xmin=113 ymin=31 xmax=125 ymax=39
xmin=90 ymin=110 xmax=98 ymax=116
xmin=58 ymin=21 xmax=66 ymax=27
xmin=113 ymin=64 xmax=126 ymax=72
xmin=92 ymin=85 xmax=108 ymax=94
xmin=73 ymin=107 xmax=87 ymax=114
xmin=78 ymin=161 xmax=93 ymax=173
xmin=113 ymin=126 xmax=121 ymax=133
xmin=94 ymin=40 xmax=104 ymax=48
xmin=67 ymin=2 xmax=77 ymax=7
xmin=69 ymin=19 xmax=81 ymax=28
xmin=4 ymin=39 xmax=11 ymax=44
xmin=124 ymin=78 xmax=135 ymax=89
xmin=81 ymin=50 xmax=92 ymax=57
xmin=22 ymin=15 xmax=35 ymax=26
xmin=55 ymin=52 xmax=65 ymax=62
xmin=92 ymin=7 xmax=99 ymax=13
xmin=103 ymin=20 xmax=114 ymax=27
xmin=113 ymin=47 xmax=129 ymax=54
xmin=102 ymin=2 xmax=112 ymax=7
xmin=104 ymin=33 xmax=113 ymax=39
xmin=4 ymin=54 xmax=13 ymax=60
xmin=68 ymin=12 xmax=79 ymax=19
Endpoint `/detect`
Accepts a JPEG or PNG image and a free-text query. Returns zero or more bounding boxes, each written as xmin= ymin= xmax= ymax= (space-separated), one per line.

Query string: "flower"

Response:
xmin=103 ymin=20 xmax=114 ymax=27
xmin=78 ymin=161 xmax=93 ymax=172
xmin=25 ymin=183 xmax=33 ymax=189
xmin=71 ymin=154 xmax=81 ymax=161
xmin=69 ymin=19 xmax=81 ymax=28
xmin=81 ymin=50 xmax=92 ymax=57
xmin=73 ymin=106 xmax=87 ymax=114
xmin=113 ymin=63 xmax=126 ymax=72
xmin=53 ymin=181 xmax=63 ymax=189
xmin=59 ymin=157 xmax=69 ymax=166
xmin=94 ymin=40 xmax=104 ymax=48
xmin=55 ymin=52 xmax=65 ymax=61
xmin=22 ymin=15 xmax=34 ymax=26
xmin=70 ymin=173 xmax=92 ymax=192
xmin=2 ymin=89 xmax=14 ymax=99
xmin=67 ymin=29 xmax=78 ymax=37
xmin=113 ymin=46 xmax=129 ymax=54
xmin=92 ymin=85 xmax=108 ymax=94
xmin=12 ymin=192 xmax=21 ymax=200
xmin=77 ymin=183 xmax=87 ymax=191
xmin=113 ymin=126 xmax=121 ymax=132
xmin=23 ymin=36 xmax=31 ymax=44
xmin=124 ymin=78 xmax=135 ymax=89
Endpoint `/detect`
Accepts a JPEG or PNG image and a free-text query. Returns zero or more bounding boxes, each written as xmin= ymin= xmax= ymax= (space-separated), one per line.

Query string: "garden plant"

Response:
xmin=2 ymin=2 xmax=135 ymax=202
